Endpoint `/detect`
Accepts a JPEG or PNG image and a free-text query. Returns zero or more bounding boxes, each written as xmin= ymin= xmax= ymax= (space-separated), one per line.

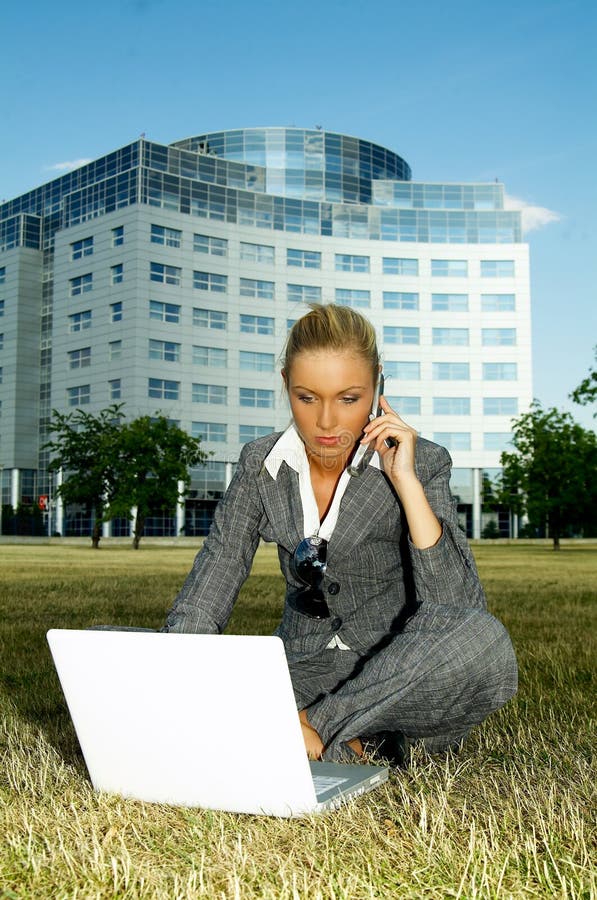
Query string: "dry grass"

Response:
xmin=0 ymin=542 xmax=595 ymax=898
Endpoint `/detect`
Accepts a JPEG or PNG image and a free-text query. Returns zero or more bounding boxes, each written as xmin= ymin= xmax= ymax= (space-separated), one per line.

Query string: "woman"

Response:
xmin=165 ymin=304 xmax=517 ymax=765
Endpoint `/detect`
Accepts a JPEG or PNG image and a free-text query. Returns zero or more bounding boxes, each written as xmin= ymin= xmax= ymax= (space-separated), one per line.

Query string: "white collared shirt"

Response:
xmin=263 ymin=424 xmax=381 ymax=650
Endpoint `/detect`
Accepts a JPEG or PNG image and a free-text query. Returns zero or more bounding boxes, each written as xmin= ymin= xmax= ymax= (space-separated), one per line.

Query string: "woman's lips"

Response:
xmin=316 ymin=435 xmax=342 ymax=446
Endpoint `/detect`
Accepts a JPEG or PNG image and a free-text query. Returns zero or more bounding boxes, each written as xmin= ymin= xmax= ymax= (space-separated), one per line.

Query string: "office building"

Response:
xmin=0 ymin=128 xmax=531 ymax=537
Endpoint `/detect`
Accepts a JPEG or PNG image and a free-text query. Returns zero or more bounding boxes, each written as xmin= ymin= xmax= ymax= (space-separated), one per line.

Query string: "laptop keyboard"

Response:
xmin=312 ymin=775 xmax=349 ymax=793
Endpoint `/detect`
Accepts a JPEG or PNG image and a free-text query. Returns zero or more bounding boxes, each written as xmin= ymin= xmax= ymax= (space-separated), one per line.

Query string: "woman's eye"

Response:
xmin=298 ymin=395 xmax=315 ymax=403
xmin=342 ymin=396 xmax=359 ymax=404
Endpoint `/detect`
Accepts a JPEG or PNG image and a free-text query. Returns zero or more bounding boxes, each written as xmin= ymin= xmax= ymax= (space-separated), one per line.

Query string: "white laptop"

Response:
xmin=46 ymin=630 xmax=388 ymax=817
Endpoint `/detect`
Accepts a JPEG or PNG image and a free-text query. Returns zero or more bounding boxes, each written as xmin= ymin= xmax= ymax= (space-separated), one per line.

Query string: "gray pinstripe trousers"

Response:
xmin=291 ymin=603 xmax=518 ymax=761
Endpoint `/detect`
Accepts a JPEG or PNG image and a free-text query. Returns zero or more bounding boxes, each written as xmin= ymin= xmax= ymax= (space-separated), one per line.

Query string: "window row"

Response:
xmin=384 ymin=362 xmax=519 ymax=381
xmin=148 ymin=228 xmax=516 ymax=278
xmin=384 ymin=327 xmax=518 ymax=346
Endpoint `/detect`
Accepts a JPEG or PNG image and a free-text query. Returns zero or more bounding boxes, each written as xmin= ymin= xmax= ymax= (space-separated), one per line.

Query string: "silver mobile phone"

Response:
xmin=348 ymin=373 xmax=390 ymax=476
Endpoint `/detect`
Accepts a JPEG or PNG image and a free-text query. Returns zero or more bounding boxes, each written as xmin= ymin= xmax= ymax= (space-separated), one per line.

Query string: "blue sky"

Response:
xmin=1 ymin=0 xmax=595 ymax=427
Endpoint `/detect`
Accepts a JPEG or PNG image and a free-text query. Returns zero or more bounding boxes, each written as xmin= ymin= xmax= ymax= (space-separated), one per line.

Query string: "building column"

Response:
xmin=472 ymin=467 xmax=481 ymax=540
xmin=130 ymin=506 xmax=137 ymax=538
xmin=55 ymin=468 xmax=64 ymax=535
xmin=102 ymin=519 xmax=111 ymax=538
xmin=11 ymin=468 xmax=20 ymax=510
xmin=176 ymin=479 xmax=185 ymax=536
xmin=225 ymin=462 xmax=233 ymax=490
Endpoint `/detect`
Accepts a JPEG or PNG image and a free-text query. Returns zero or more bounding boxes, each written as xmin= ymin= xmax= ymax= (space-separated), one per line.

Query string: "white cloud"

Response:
xmin=503 ymin=192 xmax=560 ymax=234
xmin=44 ymin=159 xmax=93 ymax=173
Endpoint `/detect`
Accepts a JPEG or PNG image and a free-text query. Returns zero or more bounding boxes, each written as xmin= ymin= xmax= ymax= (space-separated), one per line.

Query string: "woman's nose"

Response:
xmin=317 ymin=402 xmax=336 ymax=430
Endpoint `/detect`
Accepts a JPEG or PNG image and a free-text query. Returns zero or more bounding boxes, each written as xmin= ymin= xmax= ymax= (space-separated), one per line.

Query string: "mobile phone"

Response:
xmin=348 ymin=372 xmax=391 ymax=476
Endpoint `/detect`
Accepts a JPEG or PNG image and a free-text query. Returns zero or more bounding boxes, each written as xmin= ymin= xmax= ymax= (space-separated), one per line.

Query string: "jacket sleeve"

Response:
xmin=407 ymin=441 xmax=487 ymax=609
xmin=163 ymin=442 xmax=266 ymax=633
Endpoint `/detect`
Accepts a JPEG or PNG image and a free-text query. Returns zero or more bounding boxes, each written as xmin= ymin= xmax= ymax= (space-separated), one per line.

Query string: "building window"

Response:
xmin=149 ymin=339 xmax=181 ymax=362
xmin=335 ymin=254 xmax=370 ymax=273
xmin=335 ymin=288 xmax=370 ymax=308
xmin=433 ymin=362 xmax=470 ymax=380
xmin=192 ymin=421 xmax=227 ymax=442
xmin=112 ymin=226 xmax=124 ymax=247
xmin=0 ymin=300 xmax=4 ymax=316
xmin=194 ymin=271 xmax=228 ymax=293
xmin=432 ymin=328 xmax=469 ymax=346
xmin=384 ymin=395 xmax=421 ymax=415
xmin=193 ymin=233 xmax=228 ymax=256
xmin=192 ymin=383 xmax=228 ymax=404
xmin=109 ymin=378 xmax=121 ymax=400
xmin=383 ymin=326 xmax=420 ymax=345
xmin=433 ymin=432 xmax=471 ymax=451
xmin=109 ymin=340 xmax=122 ymax=360
xmin=148 ymin=378 xmax=179 ymax=400
xmin=382 ymin=258 xmax=418 ymax=276
xmin=68 ymin=310 xmax=92 ymax=332
xmin=110 ymin=302 xmax=123 ymax=322
xmin=193 ymin=345 xmax=227 ymax=367
xmin=384 ymin=361 xmax=421 ymax=380
xmin=481 ymin=260 xmax=515 ymax=277
xmin=483 ymin=362 xmax=518 ymax=381
xmin=383 ymin=291 xmax=419 ymax=310
xmin=431 ymin=293 xmax=468 ymax=312
xmin=0 ymin=266 xmax=5 ymax=284
xmin=239 ymin=350 xmax=275 ymax=372
xmin=240 ymin=388 xmax=275 ymax=408
xmin=0 ymin=367 xmax=2 ymax=384
xmin=149 ymin=300 xmax=180 ymax=323
xmin=240 ymin=278 xmax=274 ymax=300
xmin=240 ymin=425 xmax=274 ymax=443
xmin=240 ymin=242 xmax=275 ymax=263
xmin=0 ymin=333 xmax=3 ymax=350
xmin=483 ymin=397 xmax=518 ymax=415
xmin=433 ymin=397 xmax=471 ymax=415
xmin=431 ymin=260 xmax=468 ymax=277
xmin=287 ymin=248 xmax=321 ymax=269
xmin=193 ymin=308 xmax=228 ymax=329
xmin=481 ymin=293 xmax=516 ymax=312
xmin=70 ymin=273 xmax=93 ymax=296
xmin=68 ymin=347 xmax=91 ymax=369
xmin=71 ymin=237 xmax=93 ymax=260
xmin=287 ymin=283 xmax=321 ymax=304
xmin=67 ymin=384 xmax=90 ymax=406
xmin=151 ymin=224 xmax=182 ymax=248
xmin=240 ymin=314 xmax=275 ymax=335
xmin=150 ymin=262 xmax=181 ymax=285
xmin=111 ymin=263 xmax=123 ymax=284
xmin=482 ymin=328 xmax=517 ymax=346
xmin=484 ymin=432 xmax=512 ymax=451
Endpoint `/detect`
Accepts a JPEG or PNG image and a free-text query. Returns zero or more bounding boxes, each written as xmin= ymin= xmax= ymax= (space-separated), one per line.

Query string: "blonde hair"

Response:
xmin=283 ymin=304 xmax=379 ymax=379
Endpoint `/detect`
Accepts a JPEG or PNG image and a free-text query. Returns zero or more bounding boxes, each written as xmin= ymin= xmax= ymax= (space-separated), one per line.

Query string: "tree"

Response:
xmin=498 ymin=401 xmax=597 ymax=549
xmin=570 ymin=347 xmax=597 ymax=414
xmin=45 ymin=405 xmax=125 ymax=548
xmin=109 ymin=414 xmax=208 ymax=549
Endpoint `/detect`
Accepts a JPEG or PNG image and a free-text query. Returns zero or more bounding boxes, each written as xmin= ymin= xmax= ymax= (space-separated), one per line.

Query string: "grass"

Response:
xmin=0 ymin=542 xmax=595 ymax=898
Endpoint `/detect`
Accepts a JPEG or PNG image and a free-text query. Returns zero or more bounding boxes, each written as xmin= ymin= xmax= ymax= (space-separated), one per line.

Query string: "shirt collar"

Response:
xmin=263 ymin=423 xmax=381 ymax=480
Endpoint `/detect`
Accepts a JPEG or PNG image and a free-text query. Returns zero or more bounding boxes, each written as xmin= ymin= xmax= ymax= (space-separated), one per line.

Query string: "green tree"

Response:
xmin=45 ymin=405 xmax=125 ymax=548
xmin=109 ymin=415 xmax=208 ymax=549
xmin=498 ymin=401 xmax=597 ymax=549
xmin=570 ymin=347 xmax=597 ymax=414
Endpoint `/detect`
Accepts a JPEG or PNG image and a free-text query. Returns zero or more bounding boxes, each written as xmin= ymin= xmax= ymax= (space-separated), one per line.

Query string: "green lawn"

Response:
xmin=0 ymin=542 xmax=595 ymax=898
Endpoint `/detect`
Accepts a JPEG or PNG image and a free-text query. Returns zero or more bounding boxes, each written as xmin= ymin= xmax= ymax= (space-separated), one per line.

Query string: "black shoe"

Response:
xmin=365 ymin=731 xmax=410 ymax=769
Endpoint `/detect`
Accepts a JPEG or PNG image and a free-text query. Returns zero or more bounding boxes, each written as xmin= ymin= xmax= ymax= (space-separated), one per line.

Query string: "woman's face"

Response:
xmin=284 ymin=350 xmax=376 ymax=467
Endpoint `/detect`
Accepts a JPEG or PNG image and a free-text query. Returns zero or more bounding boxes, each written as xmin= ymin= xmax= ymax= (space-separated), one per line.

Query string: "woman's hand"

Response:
xmin=362 ymin=396 xmax=442 ymax=549
xmin=362 ymin=395 xmax=418 ymax=489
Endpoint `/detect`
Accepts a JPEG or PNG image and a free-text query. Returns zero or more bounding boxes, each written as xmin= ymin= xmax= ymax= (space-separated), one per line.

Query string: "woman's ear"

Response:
xmin=281 ymin=368 xmax=288 ymax=388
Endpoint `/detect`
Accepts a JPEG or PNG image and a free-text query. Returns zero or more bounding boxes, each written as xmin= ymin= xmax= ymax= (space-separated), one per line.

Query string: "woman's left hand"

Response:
xmin=362 ymin=396 xmax=419 ymax=491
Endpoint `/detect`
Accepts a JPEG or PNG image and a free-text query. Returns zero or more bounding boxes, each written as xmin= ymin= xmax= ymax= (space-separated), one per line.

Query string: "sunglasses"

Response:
xmin=288 ymin=535 xmax=330 ymax=619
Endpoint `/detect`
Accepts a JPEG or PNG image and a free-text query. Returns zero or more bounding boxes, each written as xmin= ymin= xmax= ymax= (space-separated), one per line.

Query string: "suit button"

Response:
xmin=327 ymin=582 xmax=340 ymax=595
xmin=330 ymin=617 xmax=342 ymax=630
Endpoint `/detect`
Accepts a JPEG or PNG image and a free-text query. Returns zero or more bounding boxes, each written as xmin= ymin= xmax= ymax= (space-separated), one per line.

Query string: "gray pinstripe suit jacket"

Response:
xmin=165 ymin=432 xmax=487 ymax=666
